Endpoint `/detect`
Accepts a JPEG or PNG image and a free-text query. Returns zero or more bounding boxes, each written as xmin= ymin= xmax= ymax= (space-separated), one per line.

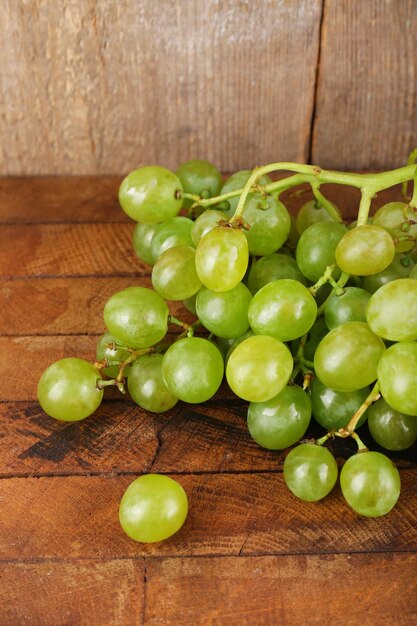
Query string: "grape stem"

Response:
xmin=337 ymin=382 xmax=381 ymax=437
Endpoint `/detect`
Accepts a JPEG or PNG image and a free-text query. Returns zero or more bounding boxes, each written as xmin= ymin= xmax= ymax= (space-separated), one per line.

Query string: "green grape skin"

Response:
xmin=182 ymin=292 xmax=198 ymax=315
xmin=151 ymin=245 xmax=201 ymax=301
xmin=162 ymin=337 xmax=224 ymax=403
xmin=296 ymin=199 xmax=341 ymax=235
xmin=119 ymin=474 xmax=188 ymax=543
xmin=96 ymin=332 xmax=131 ymax=379
xmin=324 ymin=286 xmax=371 ymax=330
xmin=191 ymin=209 xmax=228 ymax=245
xmin=220 ymin=170 xmax=272 ymax=219
xmin=196 ymin=282 xmax=252 ymax=339
xmin=127 ymin=354 xmax=178 ymax=413
xmin=335 ymin=225 xmax=395 ymax=276
xmin=242 ymin=194 xmax=291 ymax=256
xmin=195 ymin=226 xmax=249 ymax=292
xmin=377 ymin=342 xmax=417 ymax=415
xmin=104 ymin=287 xmax=169 ymax=349
xmin=248 ymin=279 xmax=317 ymax=342
xmin=283 ymin=443 xmax=338 ymax=502
xmin=175 ymin=159 xmax=223 ymax=208
xmin=410 ymin=264 xmax=417 ymax=279
xmin=340 ymin=451 xmax=401 ymax=517
xmin=286 ymin=213 xmax=300 ymax=248
xmin=226 ymin=335 xmax=293 ymax=402
xmin=150 ymin=216 xmax=194 ymax=264
xmin=119 ymin=166 xmax=183 ymax=223
xmin=247 ymin=253 xmax=307 ymax=294
xmin=361 ymin=253 xmax=414 ymax=293
xmin=367 ymin=397 xmax=417 ymax=451
xmin=372 ymin=202 xmax=417 ymax=253
xmin=291 ymin=316 xmax=329 ymax=362
xmin=132 ymin=222 xmax=160 ymax=265
xmin=223 ymin=329 xmax=255 ymax=363
xmin=366 ymin=278 xmax=417 ymax=342
xmin=314 ymin=322 xmax=386 ymax=392
xmin=295 ymin=221 xmax=348 ymax=282
xmin=38 ymin=358 xmax=103 ymax=421
xmin=310 ymin=377 xmax=369 ymax=431
xmin=247 ymin=384 xmax=311 ymax=450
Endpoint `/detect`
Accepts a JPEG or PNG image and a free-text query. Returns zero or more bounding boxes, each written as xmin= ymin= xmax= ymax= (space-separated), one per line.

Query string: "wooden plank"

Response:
xmin=0 ymin=1 xmax=321 ymax=175
xmin=0 ymin=472 xmax=416 ymax=559
xmin=0 ymin=560 xmax=144 ymax=626
xmin=312 ymin=0 xmax=417 ymax=169
xmin=145 ymin=553 xmax=417 ymax=626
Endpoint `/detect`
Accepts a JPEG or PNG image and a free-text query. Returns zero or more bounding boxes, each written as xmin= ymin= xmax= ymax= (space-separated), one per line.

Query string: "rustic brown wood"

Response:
xmin=0 ymin=1 xmax=321 ymax=176
xmin=0 ymin=472 xmax=416 ymax=559
xmin=145 ymin=553 xmax=417 ymax=625
xmin=0 ymin=560 xmax=144 ymax=626
xmin=312 ymin=0 xmax=417 ymax=169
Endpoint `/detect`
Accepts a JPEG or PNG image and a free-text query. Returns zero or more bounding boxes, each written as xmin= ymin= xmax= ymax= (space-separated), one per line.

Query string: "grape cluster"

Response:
xmin=37 ymin=159 xmax=417 ymax=542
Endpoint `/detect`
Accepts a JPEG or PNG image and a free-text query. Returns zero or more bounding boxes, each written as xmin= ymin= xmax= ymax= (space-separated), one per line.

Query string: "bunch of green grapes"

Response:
xmin=37 ymin=159 xmax=417 ymax=542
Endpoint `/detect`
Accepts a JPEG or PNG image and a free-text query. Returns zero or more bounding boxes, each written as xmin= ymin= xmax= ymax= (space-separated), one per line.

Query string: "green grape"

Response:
xmin=296 ymin=316 xmax=329 ymax=362
xmin=286 ymin=213 xmax=300 ymax=248
xmin=182 ymin=292 xmax=198 ymax=315
xmin=150 ymin=216 xmax=194 ymax=263
xmin=224 ymin=329 xmax=255 ymax=363
xmin=195 ymin=226 xmax=249 ymax=292
xmin=176 ymin=159 xmax=223 ymax=208
xmin=127 ymin=354 xmax=178 ymax=413
xmin=119 ymin=474 xmax=188 ymax=543
xmin=226 ymin=335 xmax=293 ymax=402
xmin=151 ymin=245 xmax=201 ymax=301
xmin=162 ymin=337 xmax=224 ymax=403
xmin=296 ymin=221 xmax=348 ymax=282
xmin=196 ymin=282 xmax=252 ymax=339
xmin=377 ymin=342 xmax=417 ymax=415
xmin=191 ymin=209 xmax=228 ymax=245
xmin=410 ymin=264 xmax=417 ymax=279
xmin=242 ymin=194 xmax=291 ymax=256
xmin=283 ymin=443 xmax=338 ymax=502
xmin=96 ymin=332 xmax=131 ymax=379
xmin=247 ymin=253 xmax=307 ymax=294
xmin=104 ymin=287 xmax=169 ymax=349
xmin=335 ymin=225 xmax=395 ymax=276
xmin=132 ymin=222 xmax=160 ymax=265
xmin=314 ymin=322 xmax=386 ymax=392
xmin=373 ymin=202 xmax=417 ymax=252
xmin=367 ymin=397 xmax=417 ymax=451
xmin=119 ymin=166 xmax=183 ymax=223
xmin=247 ymin=384 xmax=311 ymax=450
xmin=361 ymin=253 xmax=414 ymax=293
xmin=38 ymin=358 xmax=103 ymax=421
xmin=310 ymin=377 xmax=369 ymax=430
xmin=324 ymin=286 xmax=371 ymax=330
xmin=248 ymin=279 xmax=317 ymax=342
xmin=340 ymin=451 xmax=401 ymax=517
xmin=220 ymin=170 xmax=272 ymax=219
xmin=296 ymin=199 xmax=341 ymax=235
xmin=366 ymin=278 xmax=417 ymax=341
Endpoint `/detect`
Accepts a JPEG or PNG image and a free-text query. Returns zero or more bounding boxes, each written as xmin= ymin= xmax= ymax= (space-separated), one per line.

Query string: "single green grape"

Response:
xmin=151 ymin=245 xmax=201 ymax=301
xmin=377 ymin=342 xmax=417 ymax=415
xmin=340 ymin=451 xmax=401 ymax=517
xmin=296 ymin=199 xmax=341 ymax=235
xmin=310 ymin=377 xmax=369 ymax=431
xmin=176 ymin=159 xmax=223 ymax=208
xmin=367 ymin=397 xmax=417 ymax=451
xmin=361 ymin=253 xmax=415 ymax=293
xmin=372 ymin=202 xmax=417 ymax=253
xmin=247 ymin=385 xmax=311 ymax=450
xmin=324 ymin=286 xmax=371 ymax=330
xmin=283 ymin=443 xmax=338 ymax=502
xmin=247 ymin=253 xmax=307 ymax=294
xmin=242 ymin=194 xmax=291 ymax=256
xmin=119 ymin=166 xmax=183 ymax=223
xmin=96 ymin=332 xmax=131 ymax=379
xmin=38 ymin=358 xmax=103 ymax=421
xmin=150 ymin=216 xmax=194 ymax=264
xmin=296 ymin=221 xmax=348 ymax=282
xmin=191 ymin=209 xmax=228 ymax=245
xmin=366 ymin=278 xmax=417 ymax=342
xmin=127 ymin=354 xmax=178 ymax=413
xmin=196 ymin=282 xmax=252 ymax=339
xmin=119 ymin=474 xmax=188 ymax=543
xmin=219 ymin=170 xmax=272 ymax=219
xmin=103 ymin=287 xmax=169 ymax=349
xmin=335 ymin=225 xmax=395 ymax=276
xmin=132 ymin=222 xmax=160 ymax=265
xmin=195 ymin=226 xmax=249 ymax=292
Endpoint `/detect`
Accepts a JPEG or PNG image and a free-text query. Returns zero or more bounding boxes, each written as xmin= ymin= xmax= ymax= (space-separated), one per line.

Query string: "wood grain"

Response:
xmin=0 ymin=1 xmax=322 ymax=175
xmin=145 ymin=553 xmax=417 ymax=626
xmin=312 ymin=0 xmax=417 ymax=169
xmin=0 ymin=473 xmax=416 ymax=559
xmin=0 ymin=560 xmax=144 ymax=626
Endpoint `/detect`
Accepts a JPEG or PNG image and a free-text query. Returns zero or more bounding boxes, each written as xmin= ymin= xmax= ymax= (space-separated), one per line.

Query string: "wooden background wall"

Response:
xmin=1 ymin=0 xmax=416 ymax=175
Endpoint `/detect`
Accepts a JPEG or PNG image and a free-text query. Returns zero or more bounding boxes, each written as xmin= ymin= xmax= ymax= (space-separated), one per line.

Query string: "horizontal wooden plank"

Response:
xmin=145 ymin=553 xmax=417 ymax=626
xmin=0 ymin=559 xmax=144 ymax=626
xmin=0 ymin=277 xmax=196 ymax=335
xmin=0 ymin=472 xmax=415 ymax=559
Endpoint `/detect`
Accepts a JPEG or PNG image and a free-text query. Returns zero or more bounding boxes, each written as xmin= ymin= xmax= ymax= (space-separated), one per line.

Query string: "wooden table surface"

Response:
xmin=0 ymin=177 xmax=416 ymax=625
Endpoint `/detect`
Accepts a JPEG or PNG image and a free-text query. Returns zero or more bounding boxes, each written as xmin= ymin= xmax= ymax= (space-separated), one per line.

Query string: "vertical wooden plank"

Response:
xmin=0 ymin=0 xmax=322 ymax=175
xmin=312 ymin=0 xmax=417 ymax=169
